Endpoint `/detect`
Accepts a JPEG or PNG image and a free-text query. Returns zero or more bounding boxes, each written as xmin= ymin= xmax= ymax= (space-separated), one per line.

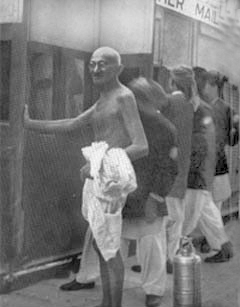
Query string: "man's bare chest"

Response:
xmin=93 ymin=99 xmax=121 ymax=122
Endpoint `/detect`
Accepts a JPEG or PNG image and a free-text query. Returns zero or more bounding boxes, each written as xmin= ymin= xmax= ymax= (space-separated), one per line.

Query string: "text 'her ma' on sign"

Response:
xmin=156 ymin=0 xmax=240 ymax=30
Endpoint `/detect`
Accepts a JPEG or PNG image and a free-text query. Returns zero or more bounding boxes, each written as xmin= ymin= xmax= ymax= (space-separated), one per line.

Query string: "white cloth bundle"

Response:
xmin=81 ymin=141 xmax=137 ymax=261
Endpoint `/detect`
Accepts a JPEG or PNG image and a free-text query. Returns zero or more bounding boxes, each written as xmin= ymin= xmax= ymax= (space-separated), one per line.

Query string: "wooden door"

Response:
xmin=21 ymin=43 xmax=93 ymax=267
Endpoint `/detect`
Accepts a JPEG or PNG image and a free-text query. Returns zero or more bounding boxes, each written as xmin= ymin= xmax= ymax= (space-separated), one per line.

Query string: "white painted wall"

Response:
xmin=30 ymin=0 xmax=155 ymax=54
xmin=99 ymin=0 xmax=154 ymax=54
xmin=30 ymin=0 xmax=98 ymax=51
xmin=197 ymin=24 xmax=240 ymax=85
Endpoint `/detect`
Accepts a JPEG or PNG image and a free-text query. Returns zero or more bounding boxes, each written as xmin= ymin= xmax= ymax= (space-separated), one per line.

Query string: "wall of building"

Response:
xmin=154 ymin=6 xmax=194 ymax=67
xmin=30 ymin=0 xmax=98 ymax=51
xmin=99 ymin=0 xmax=154 ymax=54
xmin=154 ymin=3 xmax=240 ymax=85
xmin=30 ymin=0 xmax=154 ymax=54
xmin=197 ymin=23 xmax=240 ymax=86
xmin=153 ymin=3 xmax=240 ymax=216
xmin=10 ymin=0 xmax=155 ymax=270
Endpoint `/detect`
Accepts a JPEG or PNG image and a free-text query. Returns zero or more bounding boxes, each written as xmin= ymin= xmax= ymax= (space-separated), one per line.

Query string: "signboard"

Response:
xmin=156 ymin=0 xmax=240 ymax=29
xmin=0 ymin=0 xmax=23 ymax=23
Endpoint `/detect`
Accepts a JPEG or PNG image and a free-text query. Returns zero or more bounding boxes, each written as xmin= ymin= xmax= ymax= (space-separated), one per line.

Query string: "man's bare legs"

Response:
xmin=107 ymin=250 xmax=124 ymax=307
xmin=93 ymin=240 xmax=124 ymax=307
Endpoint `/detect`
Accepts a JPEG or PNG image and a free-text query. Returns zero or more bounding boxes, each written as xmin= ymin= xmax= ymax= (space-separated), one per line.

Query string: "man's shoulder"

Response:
xmin=116 ymin=86 xmax=136 ymax=105
xmin=166 ymin=92 xmax=193 ymax=117
xmin=167 ymin=92 xmax=191 ymax=110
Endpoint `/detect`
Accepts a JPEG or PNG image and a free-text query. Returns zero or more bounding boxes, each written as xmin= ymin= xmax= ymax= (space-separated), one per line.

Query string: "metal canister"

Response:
xmin=173 ymin=236 xmax=202 ymax=307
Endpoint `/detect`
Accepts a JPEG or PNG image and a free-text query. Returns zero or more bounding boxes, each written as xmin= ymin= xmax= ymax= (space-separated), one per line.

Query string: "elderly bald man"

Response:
xmin=24 ymin=46 xmax=148 ymax=307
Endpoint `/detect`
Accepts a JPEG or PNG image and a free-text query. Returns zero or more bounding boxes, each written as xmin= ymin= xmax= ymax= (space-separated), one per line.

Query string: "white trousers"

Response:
xmin=182 ymin=189 xmax=228 ymax=250
xmin=76 ymin=218 xmax=168 ymax=296
xmin=166 ymin=197 xmax=185 ymax=262
xmin=122 ymin=217 xmax=167 ymax=296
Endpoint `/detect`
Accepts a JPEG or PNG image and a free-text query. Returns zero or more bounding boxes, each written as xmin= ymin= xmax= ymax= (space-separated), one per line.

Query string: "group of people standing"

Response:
xmin=24 ymin=46 xmax=239 ymax=307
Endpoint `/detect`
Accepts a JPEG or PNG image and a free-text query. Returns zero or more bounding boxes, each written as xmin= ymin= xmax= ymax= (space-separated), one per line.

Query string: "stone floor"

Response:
xmin=1 ymin=217 xmax=240 ymax=307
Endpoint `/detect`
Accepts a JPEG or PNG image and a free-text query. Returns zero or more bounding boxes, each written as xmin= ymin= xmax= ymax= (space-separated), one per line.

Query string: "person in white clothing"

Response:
xmin=162 ymin=66 xmax=194 ymax=272
xmin=122 ymin=78 xmax=178 ymax=307
xmin=24 ymin=46 xmax=148 ymax=307
xmin=187 ymin=67 xmax=237 ymax=262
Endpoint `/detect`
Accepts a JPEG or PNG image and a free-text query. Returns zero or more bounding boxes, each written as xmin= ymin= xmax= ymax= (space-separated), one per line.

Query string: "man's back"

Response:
xmin=162 ymin=92 xmax=194 ymax=199
xmin=188 ymin=100 xmax=216 ymax=191
xmin=123 ymin=108 xmax=178 ymax=219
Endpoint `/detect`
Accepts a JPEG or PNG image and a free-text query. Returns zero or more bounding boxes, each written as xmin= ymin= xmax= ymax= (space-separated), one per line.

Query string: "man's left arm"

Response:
xmin=119 ymin=93 xmax=149 ymax=161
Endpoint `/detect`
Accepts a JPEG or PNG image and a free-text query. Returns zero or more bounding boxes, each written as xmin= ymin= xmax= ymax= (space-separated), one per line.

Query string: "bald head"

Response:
xmin=89 ymin=47 xmax=123 ymax=86
xmin=91 ymin=46 xmax=121 ymax=65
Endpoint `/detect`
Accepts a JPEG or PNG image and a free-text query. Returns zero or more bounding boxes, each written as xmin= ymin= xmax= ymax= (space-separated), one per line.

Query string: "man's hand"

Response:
xmin=144 ymin=193 xmax=167 ymax=223
xmin=80 ymin=162 xmax=93 ymax=181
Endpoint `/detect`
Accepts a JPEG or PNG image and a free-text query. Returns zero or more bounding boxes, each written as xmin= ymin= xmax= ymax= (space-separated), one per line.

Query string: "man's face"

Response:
xmin=202 ymin=82 xmax=216 ymax=102
xmin=88 ymin=51 xmax=120 ymax=86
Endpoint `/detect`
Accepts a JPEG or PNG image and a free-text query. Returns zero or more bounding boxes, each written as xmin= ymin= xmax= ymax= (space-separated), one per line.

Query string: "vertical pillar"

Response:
xmin=52 ymin=47 xmax=66 ymax=119
xmin=8 ymin=0 xmax=29 ymax=270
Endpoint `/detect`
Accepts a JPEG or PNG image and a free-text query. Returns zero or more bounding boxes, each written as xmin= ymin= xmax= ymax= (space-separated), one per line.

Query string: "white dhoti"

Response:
xmin=182 ymin=189 xmax=229 ymax=250
xmin=81 ymin=142 xmax=137 ymax=261
xmin=122 ymin=217 xmax=167 ymax=296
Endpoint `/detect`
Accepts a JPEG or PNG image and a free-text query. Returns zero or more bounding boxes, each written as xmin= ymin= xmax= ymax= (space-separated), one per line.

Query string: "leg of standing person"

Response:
xmin=122 ymin=217 xmax=166 ymax=307
xmin=93 ymin=240 xmax=124 ymax=307
xmin=139 ymin=217 xmax=167 ymax=307
xmin=75 ymin=227 xmax=99 ymax=283
xmin=183 ymin=189 xmax=227 ymax=250
xmin=182 ymin=189 xmax=233 ymax=262
xmin=182 ymin=189 xmax=202 ymax=238
xmin=197 ymin=192 xmax=233 ymax=262
xmin=166 ymin=196 xmax=185 ymax=272
xmin=60 ymin=226 xmax=98 ymax=291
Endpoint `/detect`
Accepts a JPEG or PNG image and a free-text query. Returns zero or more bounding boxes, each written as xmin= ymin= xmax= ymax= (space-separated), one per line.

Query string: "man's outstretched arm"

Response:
xmin=23 ymin=104 xmax=94 ymax=134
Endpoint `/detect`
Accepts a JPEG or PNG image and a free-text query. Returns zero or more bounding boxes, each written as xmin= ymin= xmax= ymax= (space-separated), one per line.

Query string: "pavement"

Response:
xmin=1 ymin=218 xmax=240 ymax=307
